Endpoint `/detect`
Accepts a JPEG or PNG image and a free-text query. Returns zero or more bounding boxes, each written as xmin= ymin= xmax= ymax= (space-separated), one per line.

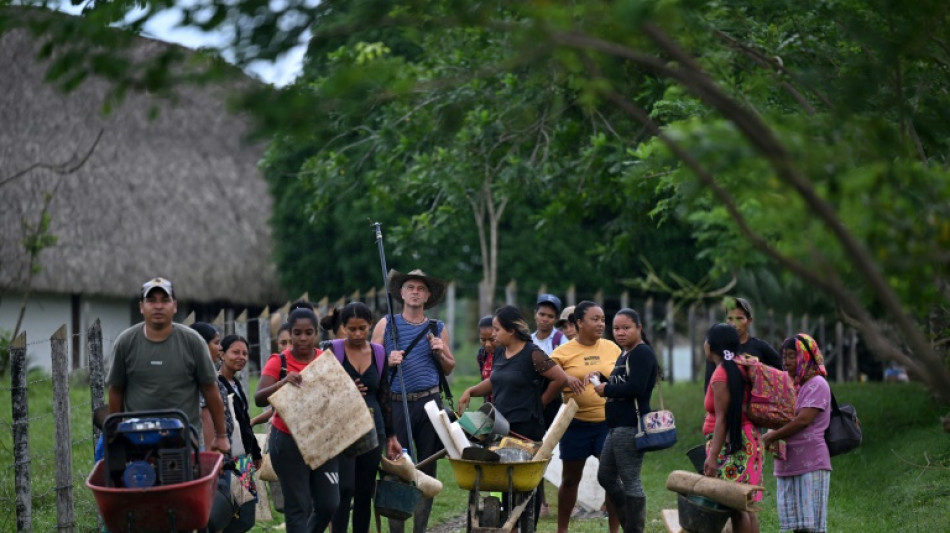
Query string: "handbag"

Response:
xmin=633 ymin=360 xmax=677 ymax=452
xmin=255 ymin=432 xmax=278 ymax=482
xmin=825 ymin=392 xmax=861 ymax=456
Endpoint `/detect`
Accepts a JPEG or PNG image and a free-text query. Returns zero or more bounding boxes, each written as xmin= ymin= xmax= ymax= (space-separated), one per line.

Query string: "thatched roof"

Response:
xmin=0 ymin=23 xmax=284 ymax=305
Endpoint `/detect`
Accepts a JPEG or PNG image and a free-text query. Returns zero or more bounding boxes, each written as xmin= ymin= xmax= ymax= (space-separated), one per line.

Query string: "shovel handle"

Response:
xmin=415 ymin=448 xmax=448 ymax=470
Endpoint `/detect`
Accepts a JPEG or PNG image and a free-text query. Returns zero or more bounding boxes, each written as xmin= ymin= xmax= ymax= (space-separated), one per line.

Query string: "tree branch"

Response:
xmin=0 ymin=129 xmax=105 ymax=188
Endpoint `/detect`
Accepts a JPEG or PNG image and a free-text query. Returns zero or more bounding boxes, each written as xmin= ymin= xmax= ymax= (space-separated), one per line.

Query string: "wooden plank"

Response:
xmin=663 ymin=509 xmax=734 ymax=533
xmin=662 ymin=509 xmax=684 ymax=533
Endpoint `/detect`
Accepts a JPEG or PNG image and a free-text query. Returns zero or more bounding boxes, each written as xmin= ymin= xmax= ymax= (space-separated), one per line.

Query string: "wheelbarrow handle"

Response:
xmin=415 ymin=448 xmax=448 ymax=470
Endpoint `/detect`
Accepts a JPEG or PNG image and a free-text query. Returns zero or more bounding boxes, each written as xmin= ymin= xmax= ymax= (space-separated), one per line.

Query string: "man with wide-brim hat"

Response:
xmin=386 ymin=268 xmax=448 ymax=309
xmin=372 ymin=268 xmax=455 ymax=533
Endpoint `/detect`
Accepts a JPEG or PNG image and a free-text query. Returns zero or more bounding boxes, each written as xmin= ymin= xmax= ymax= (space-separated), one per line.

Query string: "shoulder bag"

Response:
xmin=825 ymin=391 xmax=862 ymax=456
xmin=633 ymin=358 xmax=677 ymax=452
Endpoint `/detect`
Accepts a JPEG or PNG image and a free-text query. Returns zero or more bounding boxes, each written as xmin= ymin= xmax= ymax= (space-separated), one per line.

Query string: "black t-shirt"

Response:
xmin=703 ymin=336 xmax=782 ymax=391
xmin=490 ymin=343 xmax=546 ymax=426
xmin=603 ymin=343 xmax=658 ymax=429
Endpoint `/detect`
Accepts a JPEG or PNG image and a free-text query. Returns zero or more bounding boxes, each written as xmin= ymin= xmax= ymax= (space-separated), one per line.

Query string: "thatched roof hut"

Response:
xmin=0 ymin=24 xmax=283 ymax=305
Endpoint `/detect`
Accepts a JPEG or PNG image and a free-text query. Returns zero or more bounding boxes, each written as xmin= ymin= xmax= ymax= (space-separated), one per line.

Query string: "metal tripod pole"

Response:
xmin=373 ymin=222 xmax=416 ymax=462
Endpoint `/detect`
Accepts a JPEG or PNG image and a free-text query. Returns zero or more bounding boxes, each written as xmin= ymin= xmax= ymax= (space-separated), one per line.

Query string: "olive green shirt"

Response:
xmin=106 ymin=323 xmax=216 ymax=443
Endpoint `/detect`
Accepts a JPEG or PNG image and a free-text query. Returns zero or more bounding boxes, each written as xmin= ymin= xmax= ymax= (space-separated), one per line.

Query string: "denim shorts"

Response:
xmin=559 ymin=419 xmax=608 ymax=461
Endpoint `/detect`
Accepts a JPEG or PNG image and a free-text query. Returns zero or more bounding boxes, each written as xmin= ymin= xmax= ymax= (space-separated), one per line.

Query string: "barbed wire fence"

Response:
xmin=1 ymin=321 xmax=108 ymax=532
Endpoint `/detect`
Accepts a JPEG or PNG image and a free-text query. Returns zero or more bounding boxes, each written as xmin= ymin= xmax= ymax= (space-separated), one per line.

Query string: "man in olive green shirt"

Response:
xmin=106 ymin=277 xmax=229 ymax=454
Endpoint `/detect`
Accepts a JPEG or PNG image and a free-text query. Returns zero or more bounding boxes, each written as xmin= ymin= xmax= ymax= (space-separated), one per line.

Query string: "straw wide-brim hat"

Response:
xmin=387 ymin=269 xmax=447 ymax=309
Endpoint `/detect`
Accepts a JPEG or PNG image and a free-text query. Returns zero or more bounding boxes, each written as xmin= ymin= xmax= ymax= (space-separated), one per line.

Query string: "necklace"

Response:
xmin=402 ymin=315 xmax=428 ymax=326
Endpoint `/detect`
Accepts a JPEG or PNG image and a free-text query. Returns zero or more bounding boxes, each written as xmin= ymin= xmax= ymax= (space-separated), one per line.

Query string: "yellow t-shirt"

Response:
xmin=550 ymin=338 xmax=622 ymax=422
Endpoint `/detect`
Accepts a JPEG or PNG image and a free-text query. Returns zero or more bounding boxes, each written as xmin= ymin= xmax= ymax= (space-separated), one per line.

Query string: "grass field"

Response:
xmin=1 ymin=370 xmax=947 ymax=532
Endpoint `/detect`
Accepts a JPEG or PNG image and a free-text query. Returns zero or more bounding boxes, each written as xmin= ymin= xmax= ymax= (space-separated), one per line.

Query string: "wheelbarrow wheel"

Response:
xmin=481 ymin=495 xmax=501 ymax=527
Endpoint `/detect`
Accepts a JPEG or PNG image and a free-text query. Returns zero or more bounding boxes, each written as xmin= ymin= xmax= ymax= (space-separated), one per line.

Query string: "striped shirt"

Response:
xmin=384 ymin=315 xmax=444 ymax=394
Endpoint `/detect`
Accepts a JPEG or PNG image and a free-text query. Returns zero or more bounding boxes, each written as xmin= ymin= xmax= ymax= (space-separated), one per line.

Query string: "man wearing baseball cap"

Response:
xmin=532 ymin=293 xmax=568 ymax=355
xmin=530 ymin=293 xmax=568 ymax=517
xmin=106 ymin=277 xmax=229 ymax=455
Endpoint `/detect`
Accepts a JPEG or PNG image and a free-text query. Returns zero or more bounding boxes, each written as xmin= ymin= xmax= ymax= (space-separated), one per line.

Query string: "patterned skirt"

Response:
xmin=776 ymin=469 xmax=830 ymax=532
xmin=704 ymin=424 xmax=763 ymax=502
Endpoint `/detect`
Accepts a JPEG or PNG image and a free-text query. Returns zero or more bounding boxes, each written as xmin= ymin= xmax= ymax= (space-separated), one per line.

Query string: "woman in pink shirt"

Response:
xmin=763 ymin=334 xmax=832 ymax=533
xmin=702 ymin=323 xmax=762 ymax=533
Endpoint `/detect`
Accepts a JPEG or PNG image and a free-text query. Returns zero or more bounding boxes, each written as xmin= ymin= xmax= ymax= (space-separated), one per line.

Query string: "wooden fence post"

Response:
xmin=620 ymin=290 xmax=629 ymax=311
xmin=566 ymin=285 xmax=576 ymax=307
xmin=88 ymin=319 xmax=105 ymax=443
xmin=849 ymin=328 xmax=858 ymax=381
xmin=11 ymin=332 xmax=32 ymax=533
xmin=51 ymin=325 xmax=75 ymax=532
xmin=645 ymin=297 xmax=655 ymax=352
xmin=258 ymin=308 xmax=271 ymax=369
xmin=446 ymin=282 xmax=456 ymax=352
xmin=835 ymin=321 xmax=844 ymax=383
xmin=665 ymin=299 xmax=675 ymax=383
xmin=767 ymin=308 xmax=776 ymax=348
xmin=785 ymin=312 xmax=793 ymax=341
xmin=366 ymin=287 xmax=377 ymax=313
xmin=505 ymin=280 xmax=517 ymax=306
xmin=234 ymin=310 xmax=250 ymax=394
xmin=594 ymin=289 xmax=604 ymax=307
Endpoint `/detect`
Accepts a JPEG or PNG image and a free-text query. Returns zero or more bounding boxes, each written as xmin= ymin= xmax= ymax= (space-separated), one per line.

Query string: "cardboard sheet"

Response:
xmin=666 ymin=470 xmax=763 ymax=512
xmin=269 ymin=354 xmax=375 ymax=469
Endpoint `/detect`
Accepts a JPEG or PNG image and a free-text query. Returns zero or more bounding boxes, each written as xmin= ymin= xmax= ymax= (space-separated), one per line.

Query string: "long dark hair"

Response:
xmin=614 ymin=308 xmax=650 ymax=346
xmin=340 ymin=302 xmax=373 ymax=326
xmin=707 ymin=323 xmax=745 ymax=454
xmin=493 ymin=305 xmax=532 ymax=342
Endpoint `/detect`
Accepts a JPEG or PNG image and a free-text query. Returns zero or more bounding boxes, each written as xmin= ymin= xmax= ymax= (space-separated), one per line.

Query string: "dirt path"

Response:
xmin=428 ymin=513 xmax=467 ymax=533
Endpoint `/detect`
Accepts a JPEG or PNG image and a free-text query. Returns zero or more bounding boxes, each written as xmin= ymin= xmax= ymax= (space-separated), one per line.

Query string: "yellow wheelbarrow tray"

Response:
xmin=448 ymin=457 xmax=550 ymax=492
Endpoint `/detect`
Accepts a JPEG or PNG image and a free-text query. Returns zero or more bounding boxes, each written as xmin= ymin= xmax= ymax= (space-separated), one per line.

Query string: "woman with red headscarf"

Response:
xmin=763 ymin=334 xmax=832 ymax=533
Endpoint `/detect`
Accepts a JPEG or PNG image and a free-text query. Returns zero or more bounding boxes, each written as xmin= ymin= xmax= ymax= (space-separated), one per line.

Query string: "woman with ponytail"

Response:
xmin=702 ymin=323 xmax=762 ymax=533
xmin=591 ymin=308 xmax=657 ymax=533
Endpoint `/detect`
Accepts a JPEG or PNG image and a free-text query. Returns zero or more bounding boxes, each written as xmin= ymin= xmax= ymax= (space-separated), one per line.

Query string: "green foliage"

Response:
xmin=632 ymin=0 xmax=950 ymax=318
xmin=20 ymin=209 xmax=57 ymax=275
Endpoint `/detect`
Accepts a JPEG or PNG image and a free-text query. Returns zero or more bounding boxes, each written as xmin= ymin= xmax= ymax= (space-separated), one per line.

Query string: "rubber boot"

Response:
xmin=606 ymin=490 xmax=627 ymax=531
xmin=412 ymin=497 xmax=434 ymax=533
xmin=624 ymin=496 xmax=646 ymax=533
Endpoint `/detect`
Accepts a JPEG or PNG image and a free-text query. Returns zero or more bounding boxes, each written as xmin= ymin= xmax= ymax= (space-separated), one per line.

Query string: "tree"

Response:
xmin=10 ymin=1 xmax=948 ymax=403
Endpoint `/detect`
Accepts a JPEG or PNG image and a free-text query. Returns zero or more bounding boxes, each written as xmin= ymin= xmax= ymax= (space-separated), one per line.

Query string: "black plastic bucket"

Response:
xmin=677 ymin=493 xmax=731 ymax=533
xmin=686 ymin=444 xmax=706 ymax=474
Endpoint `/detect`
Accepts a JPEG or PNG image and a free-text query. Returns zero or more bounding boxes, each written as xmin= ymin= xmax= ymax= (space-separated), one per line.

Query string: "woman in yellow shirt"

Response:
xmin=550 ymin=301 xmax=622 ymax=533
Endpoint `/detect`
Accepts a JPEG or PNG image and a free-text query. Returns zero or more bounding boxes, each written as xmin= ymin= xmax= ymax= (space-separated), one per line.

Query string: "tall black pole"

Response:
xmin=373 ymin=222 xmax=416 ymax=461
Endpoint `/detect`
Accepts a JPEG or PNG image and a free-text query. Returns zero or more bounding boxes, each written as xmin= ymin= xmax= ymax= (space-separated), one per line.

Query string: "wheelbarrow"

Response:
xmin=85 ymin=409 xmax=224 ymax=532
xmin=448 ymin=457 xmax=550 ymax=533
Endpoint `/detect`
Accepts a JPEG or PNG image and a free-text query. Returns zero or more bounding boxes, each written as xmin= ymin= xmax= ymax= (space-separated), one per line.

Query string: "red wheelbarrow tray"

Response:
xmin=86 ymin=451 xmax=223 ymax=533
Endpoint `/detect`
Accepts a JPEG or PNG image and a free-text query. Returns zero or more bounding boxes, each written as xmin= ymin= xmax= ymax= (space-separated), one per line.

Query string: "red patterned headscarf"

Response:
xmin=781 ymin=333 xmax=827 ymax=388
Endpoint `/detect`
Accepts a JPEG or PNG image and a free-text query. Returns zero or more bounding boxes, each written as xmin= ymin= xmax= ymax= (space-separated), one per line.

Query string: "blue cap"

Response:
xmin=536 ymin=293 xmax=562 ymax=314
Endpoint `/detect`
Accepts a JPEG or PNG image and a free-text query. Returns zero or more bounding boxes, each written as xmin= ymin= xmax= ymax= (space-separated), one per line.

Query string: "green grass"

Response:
xmin=1 ymin=370 xmax=947 ymax=532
